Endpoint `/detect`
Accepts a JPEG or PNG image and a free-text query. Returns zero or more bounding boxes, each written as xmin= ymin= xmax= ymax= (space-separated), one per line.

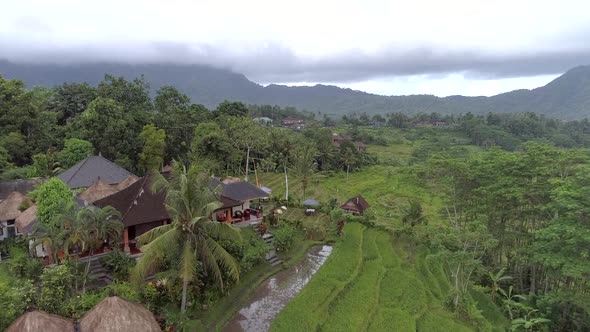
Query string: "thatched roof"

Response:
xmin=0 ymin=178 xmax=44 ymax=201
xmin=15 ymin=204 xmax=38 ymax=234
xmin=0 ymin=191 xmax=31 ymax=221
xmin=340 ymin=195 xmax=370 ymax=214
xmin=79 ymin=296 xmax=161 ymax=332
xmin=6 ymin=310 xmax=74 ymax=332
xmin=115 ymin=175 xmax=140 ymax=191
xmin=78 ymin=178 xmax=119 ymax=203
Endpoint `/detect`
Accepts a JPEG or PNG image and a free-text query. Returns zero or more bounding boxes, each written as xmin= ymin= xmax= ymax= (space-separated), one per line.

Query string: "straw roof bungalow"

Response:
xmin=15 ymin=204 xmax=38 ymax=234
xmin=6 ymin=310 xmax=75 ymax=332
xmin=78 ymin=296 xmax=161 ymax=332
xmin=78 ymin=178 xmax=119 ymax=203
xmin=0 ymin=191 xmax=31 ymax=221
xmin=340 ymin=195 xmax=370 ymax=216
xmin=115 ymin=175 xmax=140 ymax=191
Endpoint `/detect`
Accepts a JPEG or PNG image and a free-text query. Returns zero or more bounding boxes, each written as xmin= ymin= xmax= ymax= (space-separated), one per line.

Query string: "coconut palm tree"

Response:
xmin=32 ymin=220 xmax=62 ymax=263
xmin=57 ymin=208 xmax=90 ymax=258
xmin=134 ymin=163 xmax=242 ymax=312
xmin=78 ymin=205 xmax=123 ymax=250
xmin=291 ymin=141 xmax=319 ymax=200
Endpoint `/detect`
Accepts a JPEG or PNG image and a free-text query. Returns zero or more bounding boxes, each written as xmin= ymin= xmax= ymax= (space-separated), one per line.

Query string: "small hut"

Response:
xmin=340 ymin=195 xmax=370 ymax=216
xmin=0 ymin=191 xmax=31 ymax=240
xmin=15 ymin=204 xmax=38 ymax=234
xmin=6 ymin=310 xmax=75 ymax=332
xmin=78 ymin=296 xmax=161 ymax=332
xmin=78 ymin=178 xmax=119 ymax=204
xmin=115 ymin=175 xmax=140 ymax=191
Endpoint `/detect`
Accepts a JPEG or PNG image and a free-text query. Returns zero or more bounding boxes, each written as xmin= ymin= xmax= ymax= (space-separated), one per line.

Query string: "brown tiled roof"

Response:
xmin=6 ymin=310 xmax=74 ymax=332
xmin=15 ymin=204 xmax=37 ymax=234
xmin=94 ymin=175 xmax=169 ymax=227
xmin=78 ymin=178 xmax=118 ymax=203
xmin=78 ymin=296 xmax=161 ymax=332
xmin=0 ymin=191 xmax=31 ymax=221
xmin=340 ymin=195 xmax=370 ymax=213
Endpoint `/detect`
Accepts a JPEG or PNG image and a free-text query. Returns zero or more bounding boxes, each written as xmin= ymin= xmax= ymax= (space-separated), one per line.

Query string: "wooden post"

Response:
xmin=123 ymin=228 xmax=130 ymax=253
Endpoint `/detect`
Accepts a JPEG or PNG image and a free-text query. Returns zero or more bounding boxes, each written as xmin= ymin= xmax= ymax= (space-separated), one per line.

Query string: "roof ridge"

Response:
xmin=96 ymin=155 xmax=132 ymax=177
xmin=64 ymin=156 xmax=91 ymax=185
xmin=120 ymin=176 xmax=150 ymax=223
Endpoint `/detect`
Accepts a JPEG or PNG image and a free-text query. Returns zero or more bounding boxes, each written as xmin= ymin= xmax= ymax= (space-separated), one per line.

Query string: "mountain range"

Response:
xmin=1 ymin=60 xmax=590 ymax=119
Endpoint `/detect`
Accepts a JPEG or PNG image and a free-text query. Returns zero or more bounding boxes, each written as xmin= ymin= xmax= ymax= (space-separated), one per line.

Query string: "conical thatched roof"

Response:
xmin=115 ymin=175 xmax=140 ymax=191
xmin=78 ymin=178 xmax=119 ymax=203
xmin=15 ymin=204 xmax=38 ymax=234
xmin=0 ymin=191 xmax=31 ymax=221
xmin=6 ymin=310 xmax=74 ymax=332
xmin=79 ymin=296 xmax=161 ymax=332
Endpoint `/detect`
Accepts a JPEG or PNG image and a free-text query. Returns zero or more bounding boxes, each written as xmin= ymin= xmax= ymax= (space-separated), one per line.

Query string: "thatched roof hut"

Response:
xmin=78 ymin=296 xmax=161 ymax=332
xmin=78 ymin=178 xmax=119 ymax=203
xmin=115 ymin=175 xmax=140 ymax=191
xmin=15 ymin=204 xmax=38 ymax=234
xmin=0 ymin=191 xmax=31 ymax=221
xmin=6 ymin=310 xmax=75 ymax=332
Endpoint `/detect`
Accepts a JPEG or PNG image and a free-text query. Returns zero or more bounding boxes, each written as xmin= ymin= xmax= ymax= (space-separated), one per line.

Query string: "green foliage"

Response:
xmin=0 ymin=278 xmax=35 ymax=331
xmin=30 ymin=177 xmax=74 ymax=225
xmin=65 ymin=291 xmax=106 ymax=318
xmin=102 ymin=249 xmax=136 ymax=281
xmin=37 ymin=264 xmax=75 ymax=315
xmin=416 ymin=309 xmax=474 ymax=332
xmin=58 ymin=138 xmax=94 ymax=168
xmin=271 ymin=224 xmax=296 ymax=251
xmin=102 ymin=281 xmax=141 ymax=302
xmin=368 ymin=308 xmax=416 ymax=332
xmin=7 ymin=246 xmax=43 ymax=280
xmin=240 ymin=236 xmax=270 ymax=272
xmin=138 ymin=124 xmax=166 ymax=173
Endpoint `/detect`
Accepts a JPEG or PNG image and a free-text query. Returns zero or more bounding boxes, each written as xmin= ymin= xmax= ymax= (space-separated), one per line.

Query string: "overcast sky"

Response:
xmin=1 ymin=0 xmax=589 ymax=96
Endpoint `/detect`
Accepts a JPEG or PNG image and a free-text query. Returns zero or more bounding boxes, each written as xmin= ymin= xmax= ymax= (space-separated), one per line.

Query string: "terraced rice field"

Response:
xmin=270 ymin=223 xmax=496 ymax=332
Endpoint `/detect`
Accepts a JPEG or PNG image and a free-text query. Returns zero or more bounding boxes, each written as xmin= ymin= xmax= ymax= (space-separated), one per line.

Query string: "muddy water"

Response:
xmin=223 ymin=245 xmax=333 ymax=332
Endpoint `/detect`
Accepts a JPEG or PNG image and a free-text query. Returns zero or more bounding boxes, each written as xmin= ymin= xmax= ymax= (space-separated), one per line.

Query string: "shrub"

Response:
xmin=7 ymin=246 xmax=43 ymax=280
xmin=103 ymin=281 xmax=141 ymax=302
xmin=0 ymin=279 xmax=34 ymax=331
xmin=66 ymin=291 xmax=106 ymax=318
xmin=272 ymin=224 xmax=296 ymax=251
xmin=38 ymin=264 xmax=76 ymax=315
xmin=240 ymin=237 xmax=270 ymax=272
xmin=102 ymin=249 xmax=136 ymax=281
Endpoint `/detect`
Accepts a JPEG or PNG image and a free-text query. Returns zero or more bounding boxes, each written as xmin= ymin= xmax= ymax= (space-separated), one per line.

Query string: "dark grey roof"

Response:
xmin=0 ymin=178 xmax=45 ymax=201
xmin=57 ymin=156 xmax=134 ymax=189
xmin=210 ymin=177 xmax=269 ymax=202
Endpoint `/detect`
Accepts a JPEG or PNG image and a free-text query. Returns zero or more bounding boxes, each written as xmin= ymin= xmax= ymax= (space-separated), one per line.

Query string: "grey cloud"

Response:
xmin=1 ymin=38 xmax=589 ymax=83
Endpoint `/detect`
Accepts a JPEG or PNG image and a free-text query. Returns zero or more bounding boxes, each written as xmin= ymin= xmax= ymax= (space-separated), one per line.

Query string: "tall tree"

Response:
xmin=134 ymin=163 xmax=242 ymax=312
xmin=58 ymin=138 xmax=94 ymax=168
xmin=138 ymin=124 xmax=166 ymax=173
xmin=291 ymin=141 xmax=318 ymax=200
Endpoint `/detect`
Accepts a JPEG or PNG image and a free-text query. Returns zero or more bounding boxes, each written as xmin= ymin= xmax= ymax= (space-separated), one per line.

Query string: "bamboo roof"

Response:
xmin=78 ymin=178 xmax=119 ymax=203
xmin=115 ymin=175 xmax=140 ymax=191
xmin=0 ymin=191 xmax=31 ymax=221
xmin=15 ymin=204 xmax=37 ymax=234
xmin=6 ymin=310 xmax=74 ymax=332
xmin=78 ymin=296 xmax=161 ymax=332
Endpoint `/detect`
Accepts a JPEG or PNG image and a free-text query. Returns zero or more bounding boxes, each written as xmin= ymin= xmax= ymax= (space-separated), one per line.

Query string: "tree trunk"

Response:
xmin=245 ymin=146 xmax=251 ymax=181
xmin=284 ymin=162 xmax=289 ymax=201
xmin=181 ymin=279 xmax=189 ymax=313
xmin=346 ymin=165 xmax=350 ymax=182
xmin=530 ymin=266 xmax=536 ymax=296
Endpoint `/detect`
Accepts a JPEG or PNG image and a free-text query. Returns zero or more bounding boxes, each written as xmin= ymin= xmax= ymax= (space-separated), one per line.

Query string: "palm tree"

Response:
xmin=499 ymin=286 xmax=527 ymax=320
xmin=488 ymin=267 xmax=512 ymax=303
xmin=57 ymin=207 xmax=91 ymax=258
xmin=32 ymin=220 xmax=62 ymax=264
xmin=134 ymin=164 xmax=242 ymax=312
xmin=78 ymin=205 xmax=123 ymax=250
xmin=291 ymin=142 xmax=319 ymax=200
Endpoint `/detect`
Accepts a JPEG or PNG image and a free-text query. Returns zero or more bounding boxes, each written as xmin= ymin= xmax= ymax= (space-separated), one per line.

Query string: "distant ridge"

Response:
xmin=1 ymin=60 xmax=590 ymax=119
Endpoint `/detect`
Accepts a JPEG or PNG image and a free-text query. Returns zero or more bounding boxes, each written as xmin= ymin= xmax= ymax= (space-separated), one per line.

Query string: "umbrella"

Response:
xmin=302 ymin=199 xmax=320 ymax=207
xmin=259 ymin=186 xmax=272 ymax=194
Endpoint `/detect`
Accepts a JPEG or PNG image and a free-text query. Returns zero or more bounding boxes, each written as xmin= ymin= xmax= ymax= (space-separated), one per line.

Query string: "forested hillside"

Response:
xmin=2 ymin=60 xmax=590 ymax=119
